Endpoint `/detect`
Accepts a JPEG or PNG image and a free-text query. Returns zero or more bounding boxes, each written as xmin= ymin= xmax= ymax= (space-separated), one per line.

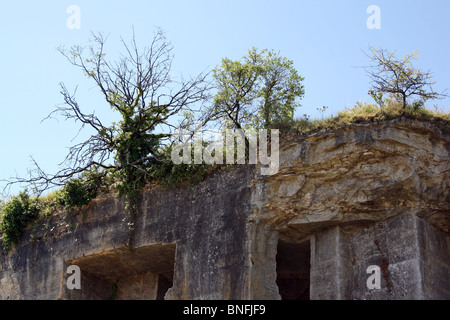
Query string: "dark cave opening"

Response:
xmin=276 ymin=239 xmax=311 ymax=300
xmin=64 ymin=243 xmax=176 ymax=300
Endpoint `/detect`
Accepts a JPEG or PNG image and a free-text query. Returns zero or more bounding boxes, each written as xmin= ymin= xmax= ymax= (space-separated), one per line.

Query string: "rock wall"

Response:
xmin=1 ymin=119 xmax=449 ymax=300
xmin=0 ymin=164 xmax=255 ymax=300
xmin=246 ymin=119 xmax=449 ymax=299
xmin=308 ymin=213 xmax=450 ymax=300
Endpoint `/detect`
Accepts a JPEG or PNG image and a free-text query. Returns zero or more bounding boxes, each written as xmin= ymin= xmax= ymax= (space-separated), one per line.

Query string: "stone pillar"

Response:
xmin=244 ymin=222 xmax=281 ymax=300
xmin=313 ymin=213 xmax=449 ymax=300
xmin=341 ymin=213 xmax=424 ymax=300
xmin=310 ymin=226 xmax=348 ymax=300
xmin=417 ymin=217 xmax=450 ymax=299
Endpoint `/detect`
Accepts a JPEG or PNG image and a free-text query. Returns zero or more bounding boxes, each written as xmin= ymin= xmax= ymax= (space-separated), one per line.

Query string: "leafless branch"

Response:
xmin=5 ymin=28 xmax=212 ymax=196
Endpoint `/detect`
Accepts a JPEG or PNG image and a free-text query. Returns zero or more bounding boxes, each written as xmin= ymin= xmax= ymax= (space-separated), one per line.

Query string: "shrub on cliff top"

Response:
xmin=60 ymin=170 xmax=103 ymax=210
xmin=0 ymin=191 xmax=39 ymax=251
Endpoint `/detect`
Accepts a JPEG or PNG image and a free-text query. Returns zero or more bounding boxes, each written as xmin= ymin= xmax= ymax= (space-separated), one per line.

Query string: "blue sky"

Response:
xmin=1 ymin=0 xmax=449 ymax=196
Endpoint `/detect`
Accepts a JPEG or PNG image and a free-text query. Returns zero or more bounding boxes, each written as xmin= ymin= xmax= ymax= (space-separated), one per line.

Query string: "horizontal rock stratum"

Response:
xmin=1 ymin=118 xmax=449 ymax=300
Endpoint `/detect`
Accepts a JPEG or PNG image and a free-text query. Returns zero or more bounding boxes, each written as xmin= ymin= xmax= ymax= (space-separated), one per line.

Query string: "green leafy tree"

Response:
xmin=207 ymin=48 xmax=304 ymax=130
xmin=256 ymin=50 xmax=305 ymax=129
xmin=208 ymin=48 xmax=262 ymax=130
xmin=364 ymin=47 xmax=448 ymax=109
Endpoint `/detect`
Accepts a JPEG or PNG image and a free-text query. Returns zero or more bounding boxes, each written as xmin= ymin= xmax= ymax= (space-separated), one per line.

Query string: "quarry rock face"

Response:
xmin=1 ymin=119 xmax=449 ymax=300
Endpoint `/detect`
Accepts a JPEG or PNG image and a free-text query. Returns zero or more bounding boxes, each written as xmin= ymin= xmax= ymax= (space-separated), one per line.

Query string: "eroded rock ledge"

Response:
xmin=256 ymin=119 xmax=449 ymax=239
xmin=1 ymin=119 xmax=449 ymax=300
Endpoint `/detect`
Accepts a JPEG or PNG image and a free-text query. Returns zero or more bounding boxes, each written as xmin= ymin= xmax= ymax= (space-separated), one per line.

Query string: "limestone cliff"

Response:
xmin=0 ymin=118 xmax=449 ymax=300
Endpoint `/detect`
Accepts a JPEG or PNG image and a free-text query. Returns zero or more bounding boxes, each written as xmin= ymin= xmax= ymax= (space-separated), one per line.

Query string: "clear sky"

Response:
xmin=1 ymin=0 xmax=449 ymax=197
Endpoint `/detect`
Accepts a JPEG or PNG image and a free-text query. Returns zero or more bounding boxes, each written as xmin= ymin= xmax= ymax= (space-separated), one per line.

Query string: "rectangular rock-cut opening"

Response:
xmin=64 ymin=243 xmax=176 ymax=300
xmin=276 ymin=239 xmax=310 ymax=300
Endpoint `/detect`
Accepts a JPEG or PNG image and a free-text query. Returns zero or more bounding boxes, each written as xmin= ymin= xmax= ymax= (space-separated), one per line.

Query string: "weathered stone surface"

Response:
xmin=1 ymin=163 xmax=256 ymax=300
xmin=253 ymin=120 xmax=449 ymax=241
xmin=0 ymin=119 xmax=449 ymax=300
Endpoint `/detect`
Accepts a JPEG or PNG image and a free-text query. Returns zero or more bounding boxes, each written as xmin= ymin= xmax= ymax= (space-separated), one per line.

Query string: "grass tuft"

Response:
xmin=290 ymin=100 xmax=449 ymax=136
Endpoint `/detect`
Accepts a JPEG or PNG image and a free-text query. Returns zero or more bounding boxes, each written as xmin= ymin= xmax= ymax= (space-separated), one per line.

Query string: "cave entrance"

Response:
xmin=64 ymin=243 xmax=176 ymax=300
xmin=276 ymin=239 xmax=310 ymax=300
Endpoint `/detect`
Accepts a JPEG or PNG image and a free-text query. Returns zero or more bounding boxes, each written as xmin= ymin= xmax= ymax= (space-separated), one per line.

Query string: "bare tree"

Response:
xmin=363 ymin=46 xmax=447 ymax=109
xmin=4 ymin=28 xmax=210 ymax=197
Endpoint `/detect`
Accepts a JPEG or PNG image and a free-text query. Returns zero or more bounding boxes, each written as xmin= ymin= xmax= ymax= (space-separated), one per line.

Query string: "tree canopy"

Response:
xmin=206 ymin=47 xmax=305 ymax=130
xmin=364 ymin=46 xmax=448 ymax=109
